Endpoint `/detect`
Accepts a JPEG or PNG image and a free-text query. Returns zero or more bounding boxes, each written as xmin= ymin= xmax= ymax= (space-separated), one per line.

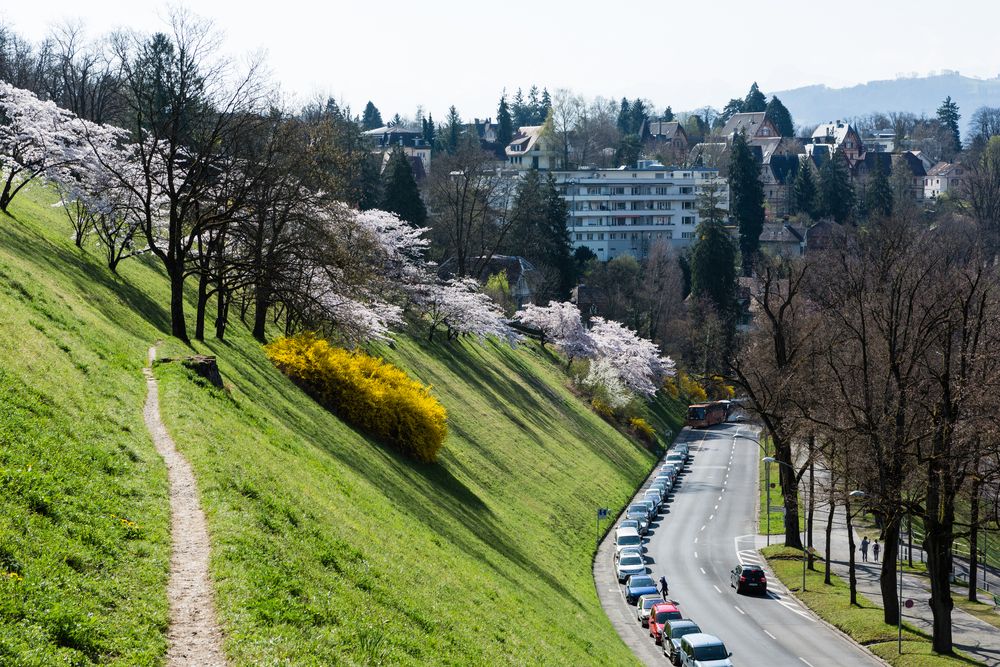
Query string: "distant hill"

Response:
xmin=773 ymin=73 xmax=1000 ymax=134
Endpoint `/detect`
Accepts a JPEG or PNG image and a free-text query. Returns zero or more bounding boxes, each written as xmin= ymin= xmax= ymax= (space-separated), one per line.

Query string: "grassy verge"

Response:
xmin=762 ymin=546 xmax=977 ymax=666
xmin=0 ymin=190 xmax=171 ymax=664
xmin=953 ymin=595 xmax=1000 ymax=631
xmin=758 ymin=453 xmax=804 ymax=536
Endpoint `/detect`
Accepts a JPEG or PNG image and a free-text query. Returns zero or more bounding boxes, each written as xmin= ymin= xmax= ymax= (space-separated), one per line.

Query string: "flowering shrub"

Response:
xmin=677 ymin=371 xmax=708 ymax=403
xmin=629 ymin=418 xmax=656 ymax=444
xmin=266 ymin=333 xmax=447 ymax=462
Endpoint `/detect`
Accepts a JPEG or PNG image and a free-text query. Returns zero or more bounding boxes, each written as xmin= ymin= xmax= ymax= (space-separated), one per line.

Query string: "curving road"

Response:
xmin=597 ymin=423 xmax=880 ymax=666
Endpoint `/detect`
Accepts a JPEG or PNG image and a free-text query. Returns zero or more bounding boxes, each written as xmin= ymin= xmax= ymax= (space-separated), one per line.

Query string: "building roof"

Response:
xmin=927 ymin=161 xmax=963 ymax=177
xmin=720 ymin=112 xmax=769 ymax=139
xmin=895 ymin=151 xmax=928 ymax=177
xmin=688 ymin=142 xmax=729 ymax=169
xmin=362 ymin=125 xmax=421 ymax=137
xmin=759 ymin=222 xmax=805 ymax=245
xmin=811 ymin=120 xmax=855 ymax=145
xmin=645 ymin=121 xmax=685 ymax=139
xmin=505 ymin=125 xmax=544 ymax=157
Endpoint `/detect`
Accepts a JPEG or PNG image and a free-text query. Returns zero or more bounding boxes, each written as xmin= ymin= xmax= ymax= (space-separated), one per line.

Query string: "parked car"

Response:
xmin=654 ymin=474 xmax=674 ymax=490
xmin=731 ymin=564 xmax=767 ymax=595
xmin=625 ymin=575 xmax=659 ymax=605
xmin=677 ymin=633 xmax=732 ymax=666
xmin=643 ymin=489 xmax=663 ymax=509
xmin=636 ymin=593 xmax=664 ymax=627
xmin=637 ymin=498 xmax=657 ymax=521
xmin=665 ymin=453 xmax=685 ymax=469
xmin=626 ymin=505 xmax=650 ymax=533
xmin=650 ymin=482 xmax=670 ymax=499
xmin=614 ymin=527 xmax=643 ymax=557
xmin=648 ymin=602 xmax=683 ymax=644
xmin=618 ymin=519 xmax=640 ymax=534
xmin=618 ymin=545 xmax=643 ymax=563
xmin=662 ymin=619 xmax=702 ymax=665
xmin=616 ymin=554 xmax=648 ymax=582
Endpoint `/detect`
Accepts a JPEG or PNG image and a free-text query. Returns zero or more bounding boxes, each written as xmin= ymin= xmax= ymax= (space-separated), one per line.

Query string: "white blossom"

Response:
xmin=514 ymin=300 xmax=596 ymax=361
xmin=413 ymin=277 xmax=519 ymax=345
xmin=588 ymin=317 xmax=675 ymax=398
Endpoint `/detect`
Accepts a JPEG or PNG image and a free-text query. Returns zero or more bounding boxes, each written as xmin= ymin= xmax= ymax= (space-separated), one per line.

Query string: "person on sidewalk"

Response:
xmin=860 ymin=536 xmax=870 ymax=562
xmin=872 ymin=540 xmax=880 ymax=563
xmin=659 ymin=575 xmax=669 ymax=598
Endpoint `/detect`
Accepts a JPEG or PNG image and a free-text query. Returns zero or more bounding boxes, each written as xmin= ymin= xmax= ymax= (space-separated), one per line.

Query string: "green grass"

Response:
xmin=0 ymin=186 xmax=686 ymax=664
xmin=758 ymin=451 xmax=804 ymax=536
xmin=953 ymin=595 xmax=1000 ymax=631
xmin=0 ymin=189 xmax=171 ymax=664
xmin=761 ymin=546 xmax=978 ymax=666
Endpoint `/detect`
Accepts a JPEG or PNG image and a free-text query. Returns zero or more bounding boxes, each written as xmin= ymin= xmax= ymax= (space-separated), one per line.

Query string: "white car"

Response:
xmin=616 ymin=553 xmax=648 ymax=582
xmin=614 ymin=527 xmax=643 ymax=557
xmin=636 ymin=593 xmax=665 ymax=627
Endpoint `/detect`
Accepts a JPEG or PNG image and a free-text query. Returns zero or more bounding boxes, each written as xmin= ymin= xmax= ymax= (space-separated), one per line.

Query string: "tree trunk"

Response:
xmin=168 ymin=262 xmax=189 ymax=343
xmin=215 ymin=287 xmax=229 ymax=340
xmin=879 ymin=516 xmax=901 ymax=626
xmin=808 ymin=436 xmax=816 ymax=570
xmin=824 ymin=489 xmax=835 ymax=585
xmin=969 ymin=484 xmax=980 ymax=603
xmin=774 ymin=437 xmax=803 ymax=549
xmin=0 ymin=172 xmax=15 ymax=212
xmin=845 ymin=491 xmax=859 ymax=606
xmin=194 ymin=271 xmax=210 ymax=342
xmin=253 ymin=284 xmax=269 ymax=343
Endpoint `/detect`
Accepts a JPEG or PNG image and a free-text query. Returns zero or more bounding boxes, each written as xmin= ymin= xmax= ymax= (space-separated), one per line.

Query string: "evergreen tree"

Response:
xmin=540 ymin=87 xmax=552 ymax=121
xmin=818 ymin=151 xmax=855 ymax=223
xmin=684 ymin=113 xmax=707 ymax=143
xmin=509 ymin=170 xmax=573 ymax=299
xmin=937 ymin=96 xmax=962 ymax=156
xmin=542 ymin=173 xmax=574 ymax=298
xmin=765 ymin=96 xmax=794 ymax=137
xmin=380 ymin=148 xmax=426 ymax=225
xmin=361 ymin=101 xmax=383 ymax=130
xmin=358 ymin=154 xmax=382 ymax=211
xmin=512 ymin=88 xmax=529 ymax=127
xmin=617 ymin=97 xmax=632 ymax=135
xmin=616 ymin=134 xmax=642 ymax=167
xmin=445 ymin=105 xmax=462 ymax=154
xmin=791 ymin=161 xmax=818 ymax=218
xmin=496 ymin=93 xmax=514 ymax=149
xmin=744 ymin=82 xmax=767 ymax=113
xmin=630 ymin=99 xmax=650 ymax=140
xmin=729 ymin=132 xmax=766 ymax=276
xmin=690 ymin=217 xmax=737 ymax=318
xmin=422 ymin=113 xmax=435 ymax=147
xmin=719 ymin=98 xmax=744 ymax=124
xmin=663 ymin=106 xmax=674 ymax=122
xmin=527 ymin=85 xmax=541 ymax=123
xmin=863 ymin=158 xmax=893 ymax=218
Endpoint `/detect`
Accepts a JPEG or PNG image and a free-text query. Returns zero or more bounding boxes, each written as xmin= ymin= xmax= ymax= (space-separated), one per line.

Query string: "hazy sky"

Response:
xmin=3 ymin=0 xmax=998 ymax=121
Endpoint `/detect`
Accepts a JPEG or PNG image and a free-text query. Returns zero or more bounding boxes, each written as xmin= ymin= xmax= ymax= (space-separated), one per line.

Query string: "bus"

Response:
xmin=686 ymin=401 xmax=728 ymax=428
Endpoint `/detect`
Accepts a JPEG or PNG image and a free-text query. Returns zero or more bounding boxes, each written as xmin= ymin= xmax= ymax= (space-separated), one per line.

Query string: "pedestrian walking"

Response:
xmin=860 ymin=536 xmax=870 ymax=562
xmin=872 ymin=540 xmax=880 ymax=563
xmin=659 ymin=575 xmax=669 ymax=598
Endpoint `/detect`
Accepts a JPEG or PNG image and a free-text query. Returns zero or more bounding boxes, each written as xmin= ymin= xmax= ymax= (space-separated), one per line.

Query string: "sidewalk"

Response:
xmin=770 ymin=502 xmax=1000 ymax=666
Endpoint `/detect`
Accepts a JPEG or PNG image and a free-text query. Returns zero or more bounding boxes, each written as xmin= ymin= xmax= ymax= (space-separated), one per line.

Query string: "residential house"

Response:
xmin=758 ymin=222 xmax=806 ymax=257
xmin=643 ymin=121 xmax=689 ymax=162
xmin=362 ymin=125 xmax=432 ymax=177
xmin=718 ymin=112 xmax=779 ymax=142
xmin=924 ymin=162 xmax=966 ymax=199
xmin=806 ymin=120 xmax=864 ymax=163
xmin=894 ymin=151 xmax=929 ymax=202
xmin=864 ymin=129 xmax=896 ymax=153
xmin=505 ymin=125 xmax=562 ymax=171
xmin=553 ymin=162 xmax=728 ymax=259
xmin=756 ymin=138 xmax=805 ymax=219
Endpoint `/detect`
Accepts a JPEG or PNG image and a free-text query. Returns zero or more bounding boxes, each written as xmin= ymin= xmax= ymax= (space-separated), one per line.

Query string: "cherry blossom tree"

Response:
xmin=588 ymin=317 xmax=675 ymax=398
xmin=514 ymin=300 xmax=595 ymax=364
xmin=413 ymin=277 xmax=518 ymax=344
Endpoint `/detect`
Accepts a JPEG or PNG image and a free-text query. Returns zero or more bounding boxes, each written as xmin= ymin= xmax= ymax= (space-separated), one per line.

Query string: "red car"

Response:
xmin=648 ymin=602 xmax=683 ymax=644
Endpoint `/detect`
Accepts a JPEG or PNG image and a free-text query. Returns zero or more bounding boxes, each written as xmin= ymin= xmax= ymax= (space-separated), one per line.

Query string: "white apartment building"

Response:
xmin=552 ymin=162 xmax=728 ymax=259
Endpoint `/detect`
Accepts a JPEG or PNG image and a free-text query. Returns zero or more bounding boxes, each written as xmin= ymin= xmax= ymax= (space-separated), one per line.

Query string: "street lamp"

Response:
xmin=851 ymin=490 xmax=903 ymax=655
xmin=764 ymin=456 xmax=808 ymax=592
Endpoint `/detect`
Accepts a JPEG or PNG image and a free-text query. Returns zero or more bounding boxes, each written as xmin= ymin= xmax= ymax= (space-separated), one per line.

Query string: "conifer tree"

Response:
xmin=791 ymin=160 xmax=818 ymax=218
xmin=863 ymin=158 xmax=893 ymax=218
xmin=497 ymin=93 xmax=514 ymax=149
xmin=445 ymin=105 xmax=462 ymax=154
xmin=690 ymin=216 xmax=737 ymax=318
xmin=540 ymin=87 xmax=552 ymax=121
xmin=765 ymin=96 xmax=794 ymax=137
xmin=423 ymin=113 xmax=435 ymax=147
xmin=361 ymin=101 xmax=383 ymax=130
xmin=380 ymin=147 xmax=427 ymax=226
xmin=818 ymin=151 xmax=855 ymax=223
xmin=744 ymin=82 xmax=767 ymax=113
xmin=937 ymin=96 xmax=962 ymax=156
xmin=630 ymin=99 xmax=650 ymax=140
xmin=527 ymin=85 xmax=541 ymax=123
xmin=729 ymin=132 xmax=766 ymax=276
xmin=663 ymin=106 xmax=674 ymax=122
xmin=617 ymin=97 xmax=632 ymax=135
xmin=512 ymin=88 xmax=529 ymax=127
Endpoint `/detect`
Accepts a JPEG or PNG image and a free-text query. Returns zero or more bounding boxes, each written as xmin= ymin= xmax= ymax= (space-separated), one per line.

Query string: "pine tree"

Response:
xmin=791 ymin=161 xmax=818 ymax=218
xmin=361 ymin=101 xmax=383 ymax=130
xmin=617 ymin=97 xmax=632 ymax=135
xmin=690 ymin=216 xmax=737 ymax=318
xmin=540 ymin=87 xmax=552 ymax=121
xmin=497 ymin=93 xmax=514 ymax=149
xmin=729 ymin=132 xmax=766 ymax=276
xmin=616 ymin=134 xmax=642 ymax=167
xmin=818 ymin=151 xmax=855 ymax=223
xmin=765 ymin=96 xmax=794 ymax=137
xmin=527 ymin=85 xmax=541 ymax=123
xmin=423 ymin=113 xmax=435 ymax=147
xmin=445 ymin=105 xmax=462 ymax=154
xmin=663 ymin=106 xmax=674 ymax=122
xmin=380 ymin=147 xmax=427 ymax=226
xmin=630 ymin=99 xmax=650 ymax=140
xmin=720 ymin=98 xmax=744 ymax=124
xmin=358 ymin=154 xmax=382 ymax=211
xmin=390 ymin=113 xmax=402 ymax=127
xmin=744 ymin=82 xmax=767 ymax=113
xmin=512 ymin=88 xmax=529 ymax=127
xmin=937 ymin=96 xmax=962 ymax=156
xmin=542 ymin=173 xmax=574 ymax=298
xmin=863 ymin=157 xmax=893 ymax=218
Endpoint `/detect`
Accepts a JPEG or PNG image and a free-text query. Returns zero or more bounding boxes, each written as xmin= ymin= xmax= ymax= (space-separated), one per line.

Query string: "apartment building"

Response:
xmin=552 ymin=161 xmax=728 ymax=260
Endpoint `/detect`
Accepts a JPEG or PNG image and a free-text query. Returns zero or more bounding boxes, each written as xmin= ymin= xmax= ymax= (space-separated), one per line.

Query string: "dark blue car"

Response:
xmin=625 ymin=574 xmax=660 ymax=605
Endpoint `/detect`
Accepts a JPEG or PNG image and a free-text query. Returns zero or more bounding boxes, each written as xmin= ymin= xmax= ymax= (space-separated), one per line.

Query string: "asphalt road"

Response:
xmin=602 ymin=423 xmax=881 ymax=666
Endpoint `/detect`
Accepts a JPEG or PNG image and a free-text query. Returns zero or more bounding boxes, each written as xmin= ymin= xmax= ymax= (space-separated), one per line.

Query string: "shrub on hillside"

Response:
xmin=265 ymin=333 xmax=447 ymax=462
xmin=628 ymin=417 xmax=656 ymax=445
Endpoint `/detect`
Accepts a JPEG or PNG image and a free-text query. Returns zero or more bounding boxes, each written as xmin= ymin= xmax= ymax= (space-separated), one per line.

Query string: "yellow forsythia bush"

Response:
xmin=629 ymin=417 xmax=656 ymax=444
xmin=265 ymin=333 xmax=447 ymax=462
xmin=677 ymin=371 xmax=708 ymax=403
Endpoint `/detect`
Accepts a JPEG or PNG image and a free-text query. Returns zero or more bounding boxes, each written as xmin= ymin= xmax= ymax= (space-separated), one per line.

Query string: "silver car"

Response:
xmin=636 ymin=593 xmax=665 ymax=627
xmin=616 ymin=553 xmax=648 ymax=582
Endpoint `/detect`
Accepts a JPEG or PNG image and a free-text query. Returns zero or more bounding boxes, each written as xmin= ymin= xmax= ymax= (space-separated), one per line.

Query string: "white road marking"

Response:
xmin=800 ymin=659 xmax=816 ymax=667
xmin=718 ymin=496 xmax=723 ymax=501
xmin=701 ymin=525 xmax=706 ymax=532
xmin=764 ymin=630 xmax=777 ymax=640
xmin=694 ymin=537 xmax=699 ymax=544
xmin=734 ymin=606 xmax=745 ymax=615
xmin=713 ymin=585 xmax=722 ymax=594
xmin=709 ymin=514 xmax=714 ymax=520
xmin=700 ymin=567 xmax=706 ymax=574
xmin=694 ymin=551 xmax=698 ymax=559
xmin=714 ymin=505 xmax=719 ymax=510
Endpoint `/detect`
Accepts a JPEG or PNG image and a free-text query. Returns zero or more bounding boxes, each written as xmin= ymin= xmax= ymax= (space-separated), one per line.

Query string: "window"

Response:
xmin=575 ymin=233 xmax=582 ymax=240
xmin=682 ymin=201 xmax=694 ymax=210
xmin=681 ymin=231 xmax=695 ymax=239
xmin=664 ymin=230 xmax=673 ymax=239
xmin=680 ymin=186 xmax=693 ymax=194
xmin=656 ymin=201 xmax=671 ymax=210
xmin=586 ymin=233 xmax=593 ymax=241
xmin=655 ymin=173 xmax=664 ymax=179
xmin=655 ymin=187 xmax=670 ymax=195
xmin=682 ymin=216 xmax=695 ymax=225
xmin=611 ymin=187 xmax=625 ymax=195
xmin=598 ymin=233 xmax=605 ymax=240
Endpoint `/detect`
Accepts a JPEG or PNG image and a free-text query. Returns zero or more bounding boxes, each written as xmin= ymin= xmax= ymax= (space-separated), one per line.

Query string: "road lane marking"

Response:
xmin=700 ymin=567 xmax=706 ymax=574
xmin=701 ymin=525 xmax=706 ymax=531
xmin=718 ymin=496 xmax=722 ymax=501
xmin=714 ymin=505 xmax=719 ymax=510
xmin=694 ymin=551 xmax=698 ymax=559
xmin=709 ymin=514 xmax=714 ymax=520
xmin=713 ymin=585 xmax=722 ymax=594
xmin=764 ymin=630 xmax=776 ymax=640
xmin=734 ymin=606 xmax=745 ymax=615
xmin=800 ymin=659 xmax=816 ymax=667
xmin=694 ymin=537 xmax=698 ymax=544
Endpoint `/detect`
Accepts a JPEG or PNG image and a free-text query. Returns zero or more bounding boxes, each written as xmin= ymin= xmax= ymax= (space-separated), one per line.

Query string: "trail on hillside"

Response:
xmin=143 ymin=346 xmax=227 ymax=666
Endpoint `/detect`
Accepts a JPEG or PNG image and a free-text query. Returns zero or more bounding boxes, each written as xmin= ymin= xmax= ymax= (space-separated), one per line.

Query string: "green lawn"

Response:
xmin=758 ymin=446 xmax=804 ymax=536
xmin=0 ymin=186 xmax=685 ymax=664
xmin=762 ymin=546 xmax=978 ymax=666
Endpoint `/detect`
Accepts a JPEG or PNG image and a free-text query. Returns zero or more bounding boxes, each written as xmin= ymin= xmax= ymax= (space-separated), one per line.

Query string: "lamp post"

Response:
xmin=764 ymin=456 xmax=807 ymax=592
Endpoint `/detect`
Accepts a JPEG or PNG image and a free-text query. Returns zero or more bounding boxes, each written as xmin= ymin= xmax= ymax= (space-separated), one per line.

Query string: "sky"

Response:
xmin=3 ymin=0 xmax=999 ymax=122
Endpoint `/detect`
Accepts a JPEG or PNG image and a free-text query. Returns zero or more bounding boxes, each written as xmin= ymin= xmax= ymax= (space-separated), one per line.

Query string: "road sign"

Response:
xmin=905 ymin=599 xmax=914 ymax=609
xmin=597 ymin=508 xmax=609 ymax=520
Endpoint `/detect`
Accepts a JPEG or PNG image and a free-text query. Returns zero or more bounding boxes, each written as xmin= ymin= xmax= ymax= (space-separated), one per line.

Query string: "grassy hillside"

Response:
xmin=0 ymin=187 xmax=684 ymax=664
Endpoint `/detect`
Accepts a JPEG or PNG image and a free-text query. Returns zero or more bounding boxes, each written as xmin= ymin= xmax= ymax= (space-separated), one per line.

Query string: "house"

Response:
xmin=864 ymin=129 xmax=896 ymax=153
xmin=553 ymin=162 xmax=728 ymax=259
xmin=924 ymin=162 xmax=966 ymax=199
xmin=758 ymin=222 xmax=806 ymax=257
xmin=851 ymin=151 xmax=893 ymax=188
xmin=894 ymin=151 xmax=929 ymax=202
xmin=757 ymin=138 xmax=805 ymax=219
xmin=806 ymin=120 xmax=864 ymax=163
xmin=505 ymin=125 xmax=562 ymax=171
xmin=362 ymin=125 xmax=432 ymax=177
xmin=719 ymin=112 xmax=779 ymax=142
xmin=643 ymin=121 xmax=689 ymax=160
